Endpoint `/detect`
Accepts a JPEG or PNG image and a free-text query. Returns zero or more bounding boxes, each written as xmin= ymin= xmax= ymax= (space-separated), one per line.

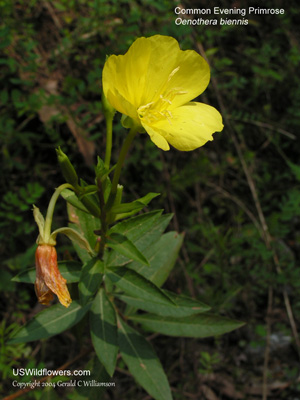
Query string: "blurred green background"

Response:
xmin=1 ymin=0 xmax=300 ymax=399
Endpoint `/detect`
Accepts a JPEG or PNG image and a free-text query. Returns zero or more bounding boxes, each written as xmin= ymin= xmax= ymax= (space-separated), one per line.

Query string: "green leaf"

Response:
xmin=12 ymin=261 xmax=82 ymax=283
xmin=116 ymin=290 xmax=210 ymax=317
xmin=107 ymin=267 xmax=175 ymax=306
xmin=110 ymin=192 xmax=160 ymax=214
xmin=79 ymin=185 xmax=98 ymax=196
xmin=288 ymin=161 xmax=300 ymax=182
xmin=107 ymin=233 xmax=149 ymax=266
xmin=40 ymin=387 xmax=60 ymax=400
xmin=67 ymin=203 xmax=100 ymax=263
xmin=9 ymin=301 xmax=90 ymax=343
xmin=51 ymin=227 xmax=95 ymax=255
xmin=73 ymin=356 xmax=111 ymax=400
xmin=118 ymin=316 xmax=172 ymax=400
xmin=109 ymin=210 xmax=163 ymax=241
xmin=107 ymin=211 xmax=172 ymax=267
xmin=61 ymin=189 xmax=89 ymax=213
xmin=129 ymin=314 xmax=245 ymax=338
xmin=90 ymin=289 xmax=118 ymax=376
xmin=79 ymin=258 xmax=103 ymax=305
xmin=129 ymin=231 xmax=184 ymax=287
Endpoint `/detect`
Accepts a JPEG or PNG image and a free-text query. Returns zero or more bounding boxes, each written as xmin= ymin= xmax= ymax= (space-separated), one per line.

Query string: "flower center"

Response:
xmin=137 ymin=88 xmax=187 ymax=126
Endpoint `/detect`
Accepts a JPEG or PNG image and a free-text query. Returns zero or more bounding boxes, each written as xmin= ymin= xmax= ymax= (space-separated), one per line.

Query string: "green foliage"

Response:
xmin=8 ymin=151 xmax=242 ymax=400
xmin=198 ymin=351 xmax=222 ymax=375
xmin=0 ymin=321 xmax=32 ymax=380
xmin=0 ymin=182 xmax=45 ymax=254
xmin=9 ymin=301 xmax=91 ymax=343
xmin=117 ymin=316 xmax=172 ymax=400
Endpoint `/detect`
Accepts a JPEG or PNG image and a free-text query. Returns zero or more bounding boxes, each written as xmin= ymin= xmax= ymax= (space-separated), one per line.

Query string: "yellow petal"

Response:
xmin=103 ymin=36 xmax=178 ymax=112
xmin=103 ymin=55 xmax=140 ymax=120
xmin=141 ymin=123 xmax=170 ymax=150
xmin=102 ymin=35 xmax=210 ymax=117
xmin=143 ymin=102 xmax=223 ymax=151
xmin=159 ymin=49 xmax=210 ymax=110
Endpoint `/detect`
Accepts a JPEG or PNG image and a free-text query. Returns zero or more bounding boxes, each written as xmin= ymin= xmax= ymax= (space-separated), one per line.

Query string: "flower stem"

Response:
xmin=104 ymin=114 xmax=113 ymax=170
xmin=44 ymin=183 xmax=74 ymax=242
xmin=106 ymin=126 xmax=138 ymax=209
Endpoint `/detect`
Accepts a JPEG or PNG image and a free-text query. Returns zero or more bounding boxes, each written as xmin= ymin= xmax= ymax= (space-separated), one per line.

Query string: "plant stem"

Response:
xmin=104 ymin=114 xmax=113 ymax=169
xmin=106 ymin=126 xmax=138 ymax=209
xmin=44 ymin=183 xmax=74 ymax=242
xmin=97 ymin=177 xmax=108 ymax=259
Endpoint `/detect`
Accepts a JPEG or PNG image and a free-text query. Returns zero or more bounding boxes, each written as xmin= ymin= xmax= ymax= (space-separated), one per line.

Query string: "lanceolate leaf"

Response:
xmin=129 ymin=231 xmax=184 ymax=287
xmin=107 ymin=211 xmax=172 ymax=267
xmin=74 ymin=356 xmax=110 ymax=400
xmin=107 ymin=267 xmax=175 ymax=306
xmin=110 ymin=192 xmax=160 ymax=214
xmin=67 ymin=203 xmax=100 ymax=263
xmin=109 ymin=210 xmax=168 ymax=244
xmin=129 ymin=314 xmax=245 ymax=338
xmin=117 ymin=316 xmax=172 ymax=400
xmin=79 ymin=258 xmax=104 ymax=306
xmin=12 ymin=261 xmax=82 ymax=284
xmin=106 ymin=233 xmax=149 ymax=266
xmin=61 ymin=188 xmax=89 ymax=213
xmin=8 ymin=301 xmax=90 ymax=343
xmin=50 ymin=227 xmax=95 ymax=255
xmin=90 ymin=289 xmax=118 ymax=377
xmin=116 ymin=290 xmax=210 ymax=317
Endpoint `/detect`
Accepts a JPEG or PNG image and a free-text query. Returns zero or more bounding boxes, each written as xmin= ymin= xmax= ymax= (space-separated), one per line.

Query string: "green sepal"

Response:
xmin=32 ymin=205 xmax=45 ymax=236
xmin=121 ymin=114 xmax=144 ymax=131
xmin=90 ymin=288 xmax=118 ymax=377
xmin=32 ymin=205 xmax=50 ymax=244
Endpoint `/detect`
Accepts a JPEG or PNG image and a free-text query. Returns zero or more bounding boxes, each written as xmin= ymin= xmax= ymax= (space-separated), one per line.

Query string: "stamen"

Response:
xmin=138 ymin=102 xmax=154 ymax=113
xmin=167 ymin=66 xmax=180 ymax=82
xmin=165 ymin=110 xmax=173 ymax=125
xmin=159 ymin=94 xmax=172 ymax=104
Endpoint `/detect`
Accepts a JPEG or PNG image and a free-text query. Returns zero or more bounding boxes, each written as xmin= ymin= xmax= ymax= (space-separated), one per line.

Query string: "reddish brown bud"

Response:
xmin=35 ymin=245 xmax=72 ymax=308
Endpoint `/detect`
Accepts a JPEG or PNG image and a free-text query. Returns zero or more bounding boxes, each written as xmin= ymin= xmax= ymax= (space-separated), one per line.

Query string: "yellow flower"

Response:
xmin=102 ymin=35 xmax=223 ymax=151
xmin=35 ymin=244 xmax=72 ymax=308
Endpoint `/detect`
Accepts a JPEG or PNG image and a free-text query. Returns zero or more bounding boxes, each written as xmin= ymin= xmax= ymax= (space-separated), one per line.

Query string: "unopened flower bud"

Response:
xmin=56 ymin=147 xmax=79 ymax=187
